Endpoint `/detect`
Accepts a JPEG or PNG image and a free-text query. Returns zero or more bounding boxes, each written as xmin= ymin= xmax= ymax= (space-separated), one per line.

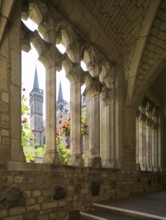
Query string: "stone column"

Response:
xmin=68 ymin=65 xmax=83 ymax=166
xmin=62 ymin=57 xmax=83 ymax=166
xmin=157 ymin=114 xmax=162 ymax=171
xmin=43 ymin=46 xmax=59 ymax=165
xmin=0 ymin=0 xmax=25 ymax=166
xmin=145 ymin=102 xmax=152 ymax=171
xmin=100 ymin=87 xmax=115 ymax=168
xmin=9 ymin=0 xmax=25 ymax=163
xmin=152 ymin=107 xmax=157 ymax=171
xmin=136 ymin=112 xmax=140 ymax=169
xmin=83 ymin=91 xmax=90 ymax=166
xmin=86 ymin=78 xmax=101 ymax=167
xmin=137 ymin=106 xmax=147 ymax=171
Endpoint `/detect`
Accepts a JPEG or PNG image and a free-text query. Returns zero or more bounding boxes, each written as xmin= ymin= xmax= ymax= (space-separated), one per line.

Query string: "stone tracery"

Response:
xmin=20 ymin=0 xmax=123 ymax=168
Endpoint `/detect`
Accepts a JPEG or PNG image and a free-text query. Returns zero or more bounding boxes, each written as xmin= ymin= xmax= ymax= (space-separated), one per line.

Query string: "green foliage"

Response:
xmin=21 ymin=91 xmax=88 ymax=165
xmin=57 ymin=143 xmax=70 ymax=165
xmin=21 ymin=92 xmax=46 ymax=162
xmin=21 ymin=96 xmax=29 ymax=115
xmin=21 ymin=95 xmax=31 ymax=148
xmin=24 ymin=150 xmax=35 ymax=163
xmin=24 ymin=146 xmax=46 ymax=163
xmin=56 ymin=129 xmax=70 ymax=165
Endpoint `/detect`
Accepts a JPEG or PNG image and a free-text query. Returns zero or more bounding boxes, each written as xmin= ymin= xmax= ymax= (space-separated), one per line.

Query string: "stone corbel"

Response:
xmin=30 ymin=31 xmax=56 ymax=68
xmin=60 ymin=24 xmax=75 ymax=47
xmin=85 ymin=74 xmax=101 ymax=97
xmin=57 ymin=24 xmax=81 ymax=63
xmin=62 ymin=56 xmax=74 ymax=80
xmin=21 ymin=22 xmax=32 ymax=52
xmin=56 ymin=32 xmax=62 ymax=45
xmin=39 ymin=11 xmax=64 ymax=43
xmin=145 ymin=102 xmax=153 ymax=126
xmin=28 ymin=0 xmax=61 ymax=44
xmin=83 ymin=46 xmax=102 ymax=78
xmin=28 ymin=0 xmax=48 ymax=27
xmin=63 ymin=56 xmax=82 ymax=85
xmin=101 ymin=86 xmax=114 ymax=105
xmin=55 ymin=48 xmax=66 ymax=72
xmin=66 ymin=43 xmax=80 ymax=63
xmin=138 ymin=105 xmax=147 ymax=122
xmin=99 ymin=61 xmax=114 ymax=89
xmin=151 ymin=107 xmax=158 ymax=129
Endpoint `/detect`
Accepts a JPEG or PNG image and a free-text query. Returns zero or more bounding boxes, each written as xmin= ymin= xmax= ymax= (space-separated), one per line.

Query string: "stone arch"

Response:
xmin=23 ymin=0 xmax=59 ymax=44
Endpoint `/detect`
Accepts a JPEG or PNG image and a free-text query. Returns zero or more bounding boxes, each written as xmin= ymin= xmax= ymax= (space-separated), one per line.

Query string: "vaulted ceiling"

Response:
xmin=1 ymin=0 xmax=165 ymax=106
xmin=51 ymin=0 xmax=166 ymax=106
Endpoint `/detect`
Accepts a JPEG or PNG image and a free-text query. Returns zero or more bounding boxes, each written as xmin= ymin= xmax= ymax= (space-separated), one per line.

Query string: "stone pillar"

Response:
xmin=100 ymin=87 xmax=115 ymax=168
xmin=63 ymin=58 xmax=83 ymax=166
xmin=124 ymin=105 xmax=137 ymax=170
xmin=157 ymin=114 xmax=162 ymax=171
xmin=152 ymin=107 xmax=158 ymax=171
xmin=99 ymin=63 xmax=123 ymax=169
xmin=83 ymin=91 xmax=90 ymax=166
xmin=67 ymin=65 xmax=83 ymax=166
xmin=43 ymin=46 xmax=59 ymax=165
xmin=9 ymin=1 xmax=25 ymax=163
xmin=135 ymin=112 xmax=140 ymax=168
xmin=145 ymin=102 xmax=152 ymax=171
xmin=86 ymin=79 xmax=101 ymax=167
xmin=139 ymin=108 xmax=147 ymax=171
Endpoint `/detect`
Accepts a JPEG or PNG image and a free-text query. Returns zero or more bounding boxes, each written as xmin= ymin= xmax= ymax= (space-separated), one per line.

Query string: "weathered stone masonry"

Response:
xmin=0 ymin=165 xmax=165 ymax=220
xmin=0 ymin=0 xmax=166 ymax=219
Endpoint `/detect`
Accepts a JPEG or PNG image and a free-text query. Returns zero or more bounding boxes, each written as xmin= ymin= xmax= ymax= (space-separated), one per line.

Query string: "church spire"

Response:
xmin=57 ymin=80 xmax=67 ymax=111
xmin=57 ymin=80 xmax=63 ymax=102
xmin=33 ymin=67 xmax=39 ymax=89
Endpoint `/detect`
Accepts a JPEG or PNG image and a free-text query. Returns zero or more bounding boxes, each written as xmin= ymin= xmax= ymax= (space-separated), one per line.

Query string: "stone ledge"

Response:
xmin=7 ymin=161 xmax=54 ymax=172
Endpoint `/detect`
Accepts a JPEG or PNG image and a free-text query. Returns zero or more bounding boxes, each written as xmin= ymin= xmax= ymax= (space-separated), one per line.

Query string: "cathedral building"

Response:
xmin=29 ymin=69 xmax=70 ymax=147
xmin=29 ymin=69 xmax=44 ymax=146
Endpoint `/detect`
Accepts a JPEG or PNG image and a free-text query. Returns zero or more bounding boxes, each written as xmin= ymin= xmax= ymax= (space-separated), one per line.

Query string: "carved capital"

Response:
xmin=85 ymin=74 xmax=101 ymax=97
xmin=83 ymin=46 xmax=103 ymax=78
xmin=99 ymin=61 xmax=114 ymax=89
xmin=101 ymin=86 xmax=114 ymax=105
xmin=29 ymin=0 xmax=49 ymax=27
xmin=57 ymin=24 xmax=81 ymax=63
xmin=21 ymin=21 xmax=33 ymax=52
xmin=62 ymin=57 xmax=82 ymax=83
xmin=66 ymin=43 xmax=81 ymax=63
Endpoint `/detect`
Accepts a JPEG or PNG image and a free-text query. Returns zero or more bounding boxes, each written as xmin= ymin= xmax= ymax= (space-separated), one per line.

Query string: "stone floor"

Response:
xmin=80 ymin=191 xmax=166 ymax=220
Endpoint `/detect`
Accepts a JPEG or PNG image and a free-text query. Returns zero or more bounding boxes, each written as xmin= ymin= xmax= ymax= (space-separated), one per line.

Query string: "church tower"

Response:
xmin=57 ymin=80 xmax=67 ymax=111
xmin=29 ymin=68 xmax=43 ymax=146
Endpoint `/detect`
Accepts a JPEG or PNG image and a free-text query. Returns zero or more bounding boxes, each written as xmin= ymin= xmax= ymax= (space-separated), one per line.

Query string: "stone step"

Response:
xmin=80 ymin=203 xmax=166 ymax=220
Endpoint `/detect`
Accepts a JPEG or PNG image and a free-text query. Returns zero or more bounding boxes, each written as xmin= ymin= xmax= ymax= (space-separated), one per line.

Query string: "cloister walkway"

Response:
xmin=81 ymin=191 xmax=166 ymax=220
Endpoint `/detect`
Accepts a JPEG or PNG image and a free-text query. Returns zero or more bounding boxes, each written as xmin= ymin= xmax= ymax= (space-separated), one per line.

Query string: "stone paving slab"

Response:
xmin=95 ymin=191 xmax=166 ymax=218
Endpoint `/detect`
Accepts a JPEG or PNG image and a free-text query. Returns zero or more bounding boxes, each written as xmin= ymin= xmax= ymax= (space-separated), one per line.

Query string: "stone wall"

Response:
xmin=0 ymin=163 xmax=165 ymax=220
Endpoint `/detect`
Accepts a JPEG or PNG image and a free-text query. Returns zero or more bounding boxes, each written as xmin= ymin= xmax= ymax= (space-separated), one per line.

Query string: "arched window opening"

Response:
xmin=56 ymin=67 xmax=70 ymax=165
xmin=81 ymin=83 xmax=88 ymax=164
xmin=22 ymin=45 xmax=46 ymax=163
xmin=136 ymin=97 xmax=162 ymax=172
